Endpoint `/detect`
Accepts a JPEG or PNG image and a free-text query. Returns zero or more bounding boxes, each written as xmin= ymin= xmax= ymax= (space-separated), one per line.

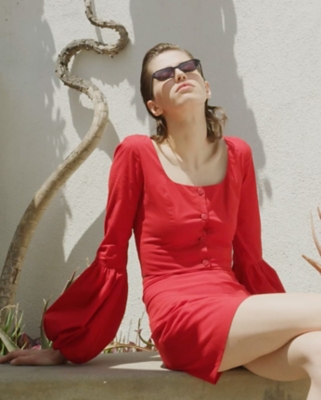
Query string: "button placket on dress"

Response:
xmin=196 ymin=187 xmax=211 ymax=267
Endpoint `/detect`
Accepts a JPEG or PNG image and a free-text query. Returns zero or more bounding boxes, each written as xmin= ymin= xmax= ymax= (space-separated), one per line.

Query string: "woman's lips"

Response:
xmin=176 ymin=82 xmax=193 ymax=92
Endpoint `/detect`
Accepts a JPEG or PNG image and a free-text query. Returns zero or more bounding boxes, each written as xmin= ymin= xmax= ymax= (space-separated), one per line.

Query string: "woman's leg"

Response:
xmin=244 ymin=332 xmax=321 ymax=400
xmin=218 ymin=293 xmax=321 ymax=371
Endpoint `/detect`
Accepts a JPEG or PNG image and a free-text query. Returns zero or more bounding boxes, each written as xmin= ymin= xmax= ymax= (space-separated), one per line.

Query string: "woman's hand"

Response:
xmin=0 ymin=348 xmax=67 ymax=366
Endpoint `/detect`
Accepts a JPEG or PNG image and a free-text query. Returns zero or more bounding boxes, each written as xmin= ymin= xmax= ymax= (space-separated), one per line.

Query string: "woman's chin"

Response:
xmin=170 ymin=95 xmax=206 ymax=111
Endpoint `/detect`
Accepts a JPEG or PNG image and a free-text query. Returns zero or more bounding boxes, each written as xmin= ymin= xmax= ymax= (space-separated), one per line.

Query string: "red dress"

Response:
xmin=43 ymin=134 xmax=285 ymax=384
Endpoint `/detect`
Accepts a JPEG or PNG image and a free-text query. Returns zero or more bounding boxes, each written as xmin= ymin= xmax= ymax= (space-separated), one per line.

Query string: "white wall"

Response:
xmin=1 ymin=0 xmax=321 ymax=341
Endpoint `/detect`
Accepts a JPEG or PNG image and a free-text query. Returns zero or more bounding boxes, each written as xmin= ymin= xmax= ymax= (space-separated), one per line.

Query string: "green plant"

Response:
xmin=0 ymin=271 xmax=158 ymax=356
xmin=0 ymin=305 xmax=23 ymax=355
xmin=0 ymin=269 xmax=79 ymax=354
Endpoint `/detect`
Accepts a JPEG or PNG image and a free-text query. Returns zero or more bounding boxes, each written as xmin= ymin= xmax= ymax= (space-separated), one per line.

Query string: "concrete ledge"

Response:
xmin=1 ymin=352 xmax=309 ymax=400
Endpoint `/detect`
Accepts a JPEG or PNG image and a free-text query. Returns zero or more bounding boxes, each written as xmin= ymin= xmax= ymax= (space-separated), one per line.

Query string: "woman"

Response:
xmin=1 ymin=43 xmax=320 ymax=398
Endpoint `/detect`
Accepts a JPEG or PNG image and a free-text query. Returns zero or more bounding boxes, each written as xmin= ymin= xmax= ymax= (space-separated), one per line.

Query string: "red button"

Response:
xmin=203 ymin=259 xmax=209 ymax=266
xmin=197 ymin=188 xmax=204 ymax=195
xmin=199 ymin=236 xmax=206 ymax=243
xmin=201 ymin=213 xmax=208 ymax=220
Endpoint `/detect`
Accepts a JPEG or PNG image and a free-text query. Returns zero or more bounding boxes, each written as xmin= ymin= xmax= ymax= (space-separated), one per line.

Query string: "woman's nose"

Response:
xmin=174 ymin=68 xmax=187 ymax=82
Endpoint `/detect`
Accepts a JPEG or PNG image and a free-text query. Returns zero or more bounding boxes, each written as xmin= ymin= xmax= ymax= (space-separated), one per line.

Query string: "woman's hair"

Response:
xmin=140 ymin=43 xmax=227 ymax=143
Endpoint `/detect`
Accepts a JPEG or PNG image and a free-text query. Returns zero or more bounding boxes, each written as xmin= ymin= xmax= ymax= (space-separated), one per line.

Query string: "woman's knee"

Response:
xmin=242 ymin=331 xmax=321 ymax=382
xmin=289 ymin=332 xmax=321 ymax=379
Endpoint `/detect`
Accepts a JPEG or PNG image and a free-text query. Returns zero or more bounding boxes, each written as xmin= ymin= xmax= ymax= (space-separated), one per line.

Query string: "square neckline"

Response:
xmin=148 ymin=136 xmax=231 ymax=189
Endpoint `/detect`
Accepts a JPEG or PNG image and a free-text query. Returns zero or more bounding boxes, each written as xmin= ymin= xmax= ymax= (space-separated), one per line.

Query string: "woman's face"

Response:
xmin=146 ymin=50 xmax=211 ymax=118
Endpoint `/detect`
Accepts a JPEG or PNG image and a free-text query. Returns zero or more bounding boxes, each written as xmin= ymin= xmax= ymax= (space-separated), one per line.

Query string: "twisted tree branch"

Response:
xmin=0 ymin=0 xmax=129 ymax=310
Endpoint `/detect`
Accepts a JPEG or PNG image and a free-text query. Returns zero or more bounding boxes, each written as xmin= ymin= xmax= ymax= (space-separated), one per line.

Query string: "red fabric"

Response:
xmin=43 ymin=134 xmax=285 ymax=384
xmin=231 ymin=141 xmax=285 ymax=294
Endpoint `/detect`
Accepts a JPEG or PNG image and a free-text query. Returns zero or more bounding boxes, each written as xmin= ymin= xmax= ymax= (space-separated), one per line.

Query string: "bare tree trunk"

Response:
xmin=0 ymin=0 xmax=129 ymax=310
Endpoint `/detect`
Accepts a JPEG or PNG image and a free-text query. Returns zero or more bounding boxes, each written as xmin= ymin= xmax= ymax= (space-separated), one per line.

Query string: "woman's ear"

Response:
xmin=205 ymin=81 xmax=211 ymax=99
xmin=147 ymin=100 xmax=163 ymax=117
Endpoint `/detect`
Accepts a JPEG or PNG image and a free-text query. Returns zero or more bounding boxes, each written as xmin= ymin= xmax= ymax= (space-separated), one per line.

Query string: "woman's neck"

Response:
xmin=163 ymin=110 xmax=215 ymax=170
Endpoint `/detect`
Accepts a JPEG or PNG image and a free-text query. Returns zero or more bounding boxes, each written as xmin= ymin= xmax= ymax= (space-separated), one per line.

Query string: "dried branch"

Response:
xmin=0 ymin=0 xmax=129 ymax=310
xmin=302 ymin=255 xmax=321 ymax=274
xmin=302 ymin=207 xmax=321 ymax=274
xmin=311 ymin=210 xmax=321 ymax=258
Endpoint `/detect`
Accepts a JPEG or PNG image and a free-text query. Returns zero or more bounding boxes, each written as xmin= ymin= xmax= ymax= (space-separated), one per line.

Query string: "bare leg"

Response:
xmin=217 ymin=293 xmax=321 ymax=400
xmin=219 ymin=293 xmax=321 ymax=370
xmin=244 ymin=332 xmax=321 ymax=400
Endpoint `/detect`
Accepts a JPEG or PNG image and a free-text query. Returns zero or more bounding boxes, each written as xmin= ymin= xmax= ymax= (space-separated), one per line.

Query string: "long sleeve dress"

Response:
xmin=43 ymin=134 xmax=285 ymax=385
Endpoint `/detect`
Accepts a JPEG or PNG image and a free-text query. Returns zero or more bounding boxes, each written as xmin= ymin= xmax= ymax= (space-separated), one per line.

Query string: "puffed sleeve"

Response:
xmin=232 ymin=139 xmax=285 ymax=294
xmin=43 ymin=136 xmax=143 ymax=363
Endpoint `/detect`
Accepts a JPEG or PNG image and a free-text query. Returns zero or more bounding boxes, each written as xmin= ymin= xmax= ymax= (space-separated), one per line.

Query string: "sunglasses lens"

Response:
xmin=180 ymin=59 xmax=199 ymax=72
xmin=153 ymin=67 xmax=173 ymax=81
xmin=152 ymin=59 xmax=201 ymax=83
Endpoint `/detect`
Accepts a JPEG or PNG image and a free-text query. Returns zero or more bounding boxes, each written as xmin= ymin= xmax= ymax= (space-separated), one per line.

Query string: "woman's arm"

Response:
xmin=0 ymin=136 xmax=143 ymax=365
xmin=232 ymin=139 xmax=285 ymax=294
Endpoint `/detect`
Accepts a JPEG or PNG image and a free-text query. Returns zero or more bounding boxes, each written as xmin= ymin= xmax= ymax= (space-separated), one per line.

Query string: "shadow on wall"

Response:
xmin=4 ymin=0 xmax=273 ymax=334
xmin=68 ymin=0 xmax=272 ymax=203
xmin=0 ymin=0 xmax=71 ymax=332
xmin=0 ymin=0 xmax=125 ymax=336
xmin=67 ymin=0 xmax=273 ymax=277
xmin=128 ymin=0 xmax=272 ymax=203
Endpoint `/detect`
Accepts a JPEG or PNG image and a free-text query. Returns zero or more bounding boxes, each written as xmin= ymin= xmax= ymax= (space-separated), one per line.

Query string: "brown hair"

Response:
xmin=140 ymin=43 xmax=227 ymax=143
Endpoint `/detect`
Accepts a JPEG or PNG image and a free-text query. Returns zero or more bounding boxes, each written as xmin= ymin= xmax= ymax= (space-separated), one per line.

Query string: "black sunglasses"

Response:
xmin=150 ymin=59 xmax=202 ymax=99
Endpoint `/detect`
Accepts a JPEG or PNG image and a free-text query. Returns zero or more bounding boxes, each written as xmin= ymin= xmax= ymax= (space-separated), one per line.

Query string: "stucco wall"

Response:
xmin=1 ymin=0 xmax=321 ymax=342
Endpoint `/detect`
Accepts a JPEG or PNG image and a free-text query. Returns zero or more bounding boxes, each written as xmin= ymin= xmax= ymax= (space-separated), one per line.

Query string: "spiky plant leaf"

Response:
xmin=40 ymin=298 xmax=52 ymax=349
xmin=0 ymin=327 xmax=19 ymax=353
xmin=135 ymin=316 xmax=156 ymax=348
xmin=61 ymin=269 xmax=79 ymax=294
xmin=4 ymin=308 xmax=14 ymax=332
xmin=12 ymin=310 xmax=24 ymax=339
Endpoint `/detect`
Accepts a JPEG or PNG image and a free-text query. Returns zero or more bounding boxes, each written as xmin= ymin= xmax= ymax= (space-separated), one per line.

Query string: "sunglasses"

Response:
xmin=150 ymin=59 xmax=202 ymax=99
